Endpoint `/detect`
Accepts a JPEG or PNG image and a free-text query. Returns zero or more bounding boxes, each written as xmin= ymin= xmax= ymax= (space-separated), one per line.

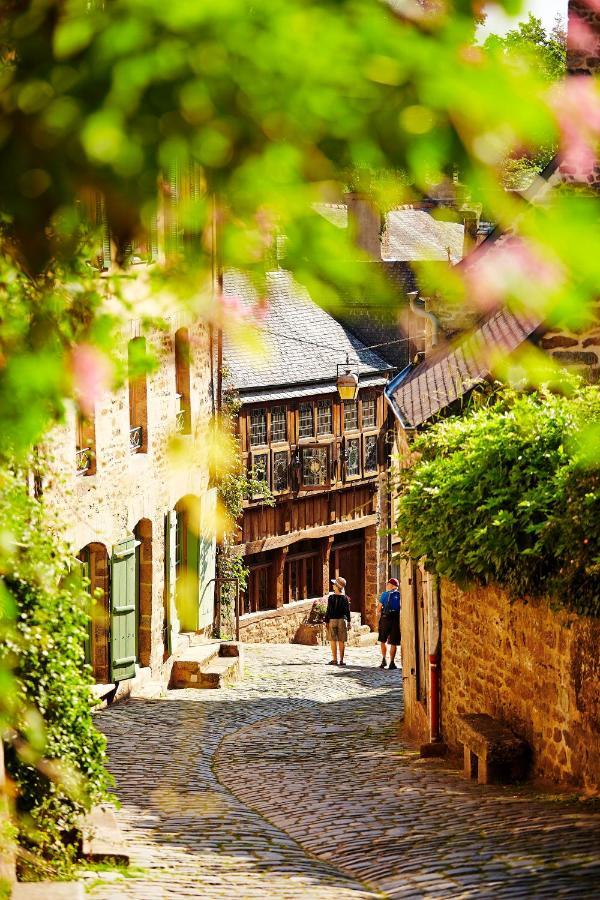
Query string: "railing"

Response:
xmin=130 ymin=425 xmax=143 ymax=452
xmin=76 ymin=447 xmax=92 ymax=475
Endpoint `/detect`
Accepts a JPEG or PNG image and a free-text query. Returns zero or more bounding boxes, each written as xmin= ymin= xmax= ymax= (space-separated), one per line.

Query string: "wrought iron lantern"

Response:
xmin=336 ymin=354 xmax=359 ymax=401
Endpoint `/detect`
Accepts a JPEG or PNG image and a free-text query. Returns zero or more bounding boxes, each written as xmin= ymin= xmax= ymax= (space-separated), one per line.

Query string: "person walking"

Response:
xmin=324 ymin=576 xmax=351 ymax=666
xmin=378 ymin=577 xmax=401 ymax=670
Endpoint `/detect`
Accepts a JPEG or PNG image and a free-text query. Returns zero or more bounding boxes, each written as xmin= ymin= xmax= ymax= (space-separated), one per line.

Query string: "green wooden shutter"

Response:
xmin=198 ymin=489 xmax=217 ymax=631
xmin=110 ymin=538 xmax=139 ymax=682
xmin=165 ymin=510 xmax=179 ymax=654
xmin=183 ymin=519 xmax=200 ymax=633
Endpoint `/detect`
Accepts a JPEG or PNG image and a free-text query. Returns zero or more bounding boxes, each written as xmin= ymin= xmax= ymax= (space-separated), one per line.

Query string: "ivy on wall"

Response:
xmin=395 ymin=384 xmax=600 ymax=618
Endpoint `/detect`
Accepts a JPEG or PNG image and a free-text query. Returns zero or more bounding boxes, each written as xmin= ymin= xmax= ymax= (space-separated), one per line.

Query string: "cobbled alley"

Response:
xmin=88 ymin=644 xmax=600 ymax=899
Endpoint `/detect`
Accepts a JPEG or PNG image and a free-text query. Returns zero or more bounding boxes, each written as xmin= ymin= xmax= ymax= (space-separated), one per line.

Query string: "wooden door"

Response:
xmin=330 ymin=541 xmax=364 ymax=618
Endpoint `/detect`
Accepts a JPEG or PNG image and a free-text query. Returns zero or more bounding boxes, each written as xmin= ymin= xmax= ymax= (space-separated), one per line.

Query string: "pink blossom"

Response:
xmin=551 ymin=76 xmax=600 ymax=175
xmin=70 ymin=343 xmax=112 ymax=415
xmin=464 ymin=238 xmax=562 ymax=312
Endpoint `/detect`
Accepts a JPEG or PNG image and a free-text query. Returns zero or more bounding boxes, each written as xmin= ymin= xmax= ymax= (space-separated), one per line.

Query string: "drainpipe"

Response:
xmin=408 ymin=291 xmax=439 ymax=350
xmin=428 ymin=574 xmax=442 ymax=743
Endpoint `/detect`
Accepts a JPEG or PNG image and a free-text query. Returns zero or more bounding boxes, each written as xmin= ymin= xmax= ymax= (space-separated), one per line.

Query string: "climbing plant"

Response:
xmin=0 ymin=466 xmax=112 ymax=879
xmin=395 ymin=383 xmax=600 ymax=617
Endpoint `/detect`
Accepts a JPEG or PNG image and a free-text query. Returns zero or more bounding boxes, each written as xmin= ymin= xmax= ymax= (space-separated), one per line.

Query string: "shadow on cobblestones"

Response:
xmin=90 ymin=644 xmax=600 ymax=900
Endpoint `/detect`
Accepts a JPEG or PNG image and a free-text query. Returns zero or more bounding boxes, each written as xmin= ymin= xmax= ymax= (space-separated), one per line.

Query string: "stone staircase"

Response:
xmin=170 ymin=640 xmax=243 ymax=689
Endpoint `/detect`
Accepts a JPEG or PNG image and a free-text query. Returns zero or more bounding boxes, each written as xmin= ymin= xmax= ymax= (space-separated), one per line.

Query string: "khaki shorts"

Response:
xmin=328 ymin=618 xmax=348 ymax=642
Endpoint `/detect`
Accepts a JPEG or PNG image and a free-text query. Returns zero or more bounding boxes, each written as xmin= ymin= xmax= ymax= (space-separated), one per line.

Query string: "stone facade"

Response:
xmin=568 ymin=0 xmax=600 ymax=77
xmin=239 ymin=600 xmax=316 ymax=644
xmin=403 ymin=578 xmax=600 ymax=793
xmin=43 ymin=312 xmax=215 ymax=692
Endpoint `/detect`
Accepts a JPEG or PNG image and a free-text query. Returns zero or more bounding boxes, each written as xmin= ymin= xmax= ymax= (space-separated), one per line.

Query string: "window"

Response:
xmin=273 ymin=450 xmax=289 ymax=493
xmin=249 ymin=409 xmax=267 ymax=446
xmin=301 ymin=446 xmax=328 ymax=487
xmin=250 ymin=451 xmax=269 ymax=498
xmin=271 ymin=406 xmax=287 ymax=443
xmin=285 ymin=554 xmax=317 ymax=603
xmin=246 ymin=566 xmax=271 ymax=613
xmin=175 ymin=328 xmax=191 ymax=434
xmin=128 ymin=337 xmax=147 ymax=453
xmin=76 ymin=412 xmax=96 ymax=476
xmin=362 ymin=397 xmax=376 ymax=429
xmin=364 ymin=433 xmax=378 ymax=473
xmin=345 ymin=437 xmax=361 ymax=479
xmin=344 ymin=400 xmax=358 ymax=432
xmin=299 ymin=402 xmax=314 ymax=439
xmin=317 ymin=400 xmax=333 ymax=435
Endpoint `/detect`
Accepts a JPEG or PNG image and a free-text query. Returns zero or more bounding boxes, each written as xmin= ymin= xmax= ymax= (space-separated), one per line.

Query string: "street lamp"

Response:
xmin=336 ymin=354 xmax=359 ymax=401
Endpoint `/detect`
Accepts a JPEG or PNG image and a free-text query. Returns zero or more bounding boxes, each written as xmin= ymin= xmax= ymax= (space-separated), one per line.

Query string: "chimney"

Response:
xmin=568 ymin=0 xmax=600 ymax=76
xmin=344 ymin=192 xmax=382 ymax=259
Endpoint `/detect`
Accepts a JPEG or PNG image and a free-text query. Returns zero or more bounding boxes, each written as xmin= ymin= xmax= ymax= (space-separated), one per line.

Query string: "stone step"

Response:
xmin=12 ymin=884 xmax=85 ymax=899
xmin=198 ymin=655 xmax=241 ymax=688
xmin=170 ymin=642 xmax=243 ymax=689
xmin=80 ymin=805 xmax=129 ymax=865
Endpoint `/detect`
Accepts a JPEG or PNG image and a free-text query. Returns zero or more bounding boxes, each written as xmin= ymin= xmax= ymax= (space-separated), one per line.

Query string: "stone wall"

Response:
xmin=568 ymin=1 xmax=600 ymax=76
xmin=440 ymin=581 xmax=600 ymax=792
xmin=239 ymin=599 xmax=315 ymax=643
xmin=43 ymin=311 xmax=214 ymax=687
xmin=539 ymin=311 xmax=600 ymax=380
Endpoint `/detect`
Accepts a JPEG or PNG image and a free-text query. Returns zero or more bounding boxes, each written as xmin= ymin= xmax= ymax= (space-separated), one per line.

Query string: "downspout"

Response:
xmin=408 ymin=291 xmax=439 ymax=350
xmin=428 ymin=574 xmax=442 ymax=743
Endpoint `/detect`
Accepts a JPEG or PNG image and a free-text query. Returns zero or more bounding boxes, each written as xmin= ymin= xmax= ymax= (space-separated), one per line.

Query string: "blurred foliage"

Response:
xmin=395 ymin=383 xmax=600 ymax=617
xmin=0 ymin=467 xmax=111 ymax=878
xmin=484 ymin=14 xmax=566 ymax=188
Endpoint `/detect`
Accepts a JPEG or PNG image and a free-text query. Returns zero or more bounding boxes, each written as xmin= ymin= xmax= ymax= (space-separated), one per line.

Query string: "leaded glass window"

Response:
xmin=299 ymin=402 xmax=314 ymax=439
xmin=273 ymin=450 xmax=289 ymax=492
xmin=364 ymin=434 xmax=378 ymax=473
xmin=344 ymin=400 xmax=358 ymax=432
xmin=362 ymin=397 xmax=376 ymax=429
xmin=271 ymin=406 xmax=287 ymax=443
xmin=302 ymin=446 xmax=328 ymax=486
xmin=345 ymin=438 xmax=360 ymax=478
xmin=249 ymin=409 xmax=267 ymax=446
xmin=317 ymin=400 xmax=333 ymax=435
xmin=251 ymin=452 xmax=269 ymax=495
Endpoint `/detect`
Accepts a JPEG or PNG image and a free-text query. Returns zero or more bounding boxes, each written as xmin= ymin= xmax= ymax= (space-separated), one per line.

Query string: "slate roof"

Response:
xmin=313 ymin=204 xmax=465 ymax=264
xmin=381 ymin=210 xmax=465 ymax=264
xmin=223 ymin=270 xmax=393 ymax=401
xmin=385 ymin=307 xmax=543 ymax=428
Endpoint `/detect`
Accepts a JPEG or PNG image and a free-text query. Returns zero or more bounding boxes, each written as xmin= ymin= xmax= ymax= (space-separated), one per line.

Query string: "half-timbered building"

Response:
xmin=224 ymin=270 xmax=394 ymax=639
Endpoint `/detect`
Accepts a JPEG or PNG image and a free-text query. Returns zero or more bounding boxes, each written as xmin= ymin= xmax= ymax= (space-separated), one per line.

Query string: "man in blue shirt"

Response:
xmin=377 ymin=577 xmax=401 ymax=670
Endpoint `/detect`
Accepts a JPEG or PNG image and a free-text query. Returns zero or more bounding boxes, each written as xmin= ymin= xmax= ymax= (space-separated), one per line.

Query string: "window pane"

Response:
xmin=364 ymin=434 xmax=378 ymax=472
xmin=250 ymin=409 xmax=267 ymax=446
xmin=345 ymin=438 xmax=360 ymax=477
xmin=302 ymin=446 xmax=328 ymax=486
xmin=299 ymin=402 xmax=314 ymax=438
xmin=273 ymin=450 xmax=289 ymax=492
xmin=362 ymin=398 xmax=376 ymax=429
xmin=344 ymin=400 xmax=358 ymax=431
xmin=271 ymin=406 xmax=287 ymax=443
xmin=251 ymin=453 xmax=269 ymax=494
xmin=317 ymin=400 xmax=332 ymax=435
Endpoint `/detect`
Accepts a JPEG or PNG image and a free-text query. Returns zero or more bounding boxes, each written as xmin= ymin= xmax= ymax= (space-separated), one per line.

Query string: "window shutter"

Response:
xmin=95 ymin=193 xmax=111 ymax=270
xmin=165 ymin=164 xmax=180 ymax=256
xmin=110 ymin=538 xmax=139 ymax=682
xmin=198 ymin=489 xmax=217 ymax=631
xmin=165 ymin=510 xmax=179 ymax=653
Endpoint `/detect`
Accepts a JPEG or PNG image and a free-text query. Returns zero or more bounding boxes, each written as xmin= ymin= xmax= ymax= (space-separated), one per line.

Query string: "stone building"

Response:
xmin=384 ymin=0 xmax=600 ymax=792
xmin=43 ymin=215 xmax=218 ymax=701
xmin=223 ymin=269 xmax=394 ymax=641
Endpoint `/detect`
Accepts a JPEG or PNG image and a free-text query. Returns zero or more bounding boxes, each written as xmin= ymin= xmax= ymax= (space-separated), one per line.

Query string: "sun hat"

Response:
xmin=387 ymin=577 xmax=399 ymax=587
xmin=331 ymin=576 xmax=346 ymax=592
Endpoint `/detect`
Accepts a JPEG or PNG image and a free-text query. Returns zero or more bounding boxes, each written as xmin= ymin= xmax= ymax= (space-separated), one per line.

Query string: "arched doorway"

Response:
xmin=78 ymin=542 xmax=110 ymax=683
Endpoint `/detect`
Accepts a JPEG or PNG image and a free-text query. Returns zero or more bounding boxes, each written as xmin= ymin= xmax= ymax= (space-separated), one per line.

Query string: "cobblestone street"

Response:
xmin=89 ymin=644 xmax=600 ymax=899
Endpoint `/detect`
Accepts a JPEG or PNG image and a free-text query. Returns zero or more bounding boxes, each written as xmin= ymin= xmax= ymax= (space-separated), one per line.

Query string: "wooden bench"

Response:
xmin=458 ymin=713 xmax=529 ymax=785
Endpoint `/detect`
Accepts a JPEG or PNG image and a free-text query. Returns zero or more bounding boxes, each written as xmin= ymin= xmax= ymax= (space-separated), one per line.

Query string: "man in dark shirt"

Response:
xmin=324 ymin=576 xmax=351 ymax=666
xmin=378 ymin=577 xmax=401 ymax=670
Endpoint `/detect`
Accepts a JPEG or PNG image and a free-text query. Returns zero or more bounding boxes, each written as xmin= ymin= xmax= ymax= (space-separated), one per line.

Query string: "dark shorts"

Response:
xmin=378 ymin=612 xmax=400 ymax=646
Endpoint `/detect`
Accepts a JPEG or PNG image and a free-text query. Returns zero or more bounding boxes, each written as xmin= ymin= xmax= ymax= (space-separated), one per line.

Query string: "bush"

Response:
xmin=0 ymin=468 xmax=111 ymax=878
xmin=395 ymin=385 xmax=600 ymax=617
